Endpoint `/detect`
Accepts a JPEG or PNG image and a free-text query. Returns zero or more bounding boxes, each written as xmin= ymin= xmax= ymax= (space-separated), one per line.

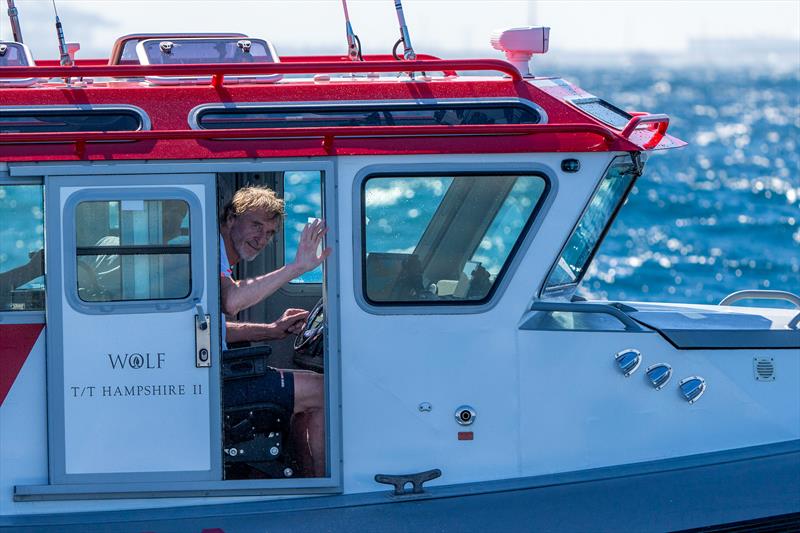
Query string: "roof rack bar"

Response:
xmin=0 ymin=123 xmax=624 ymax=148
xmin=280 ymin=54 xmax=458 ymax=76
xmin=0 ymin=58 xmax=522 ymax=81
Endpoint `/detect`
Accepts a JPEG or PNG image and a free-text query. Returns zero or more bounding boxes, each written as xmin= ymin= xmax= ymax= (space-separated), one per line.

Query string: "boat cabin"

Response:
xmin=0 ymin=25 xmax=798 ymax=531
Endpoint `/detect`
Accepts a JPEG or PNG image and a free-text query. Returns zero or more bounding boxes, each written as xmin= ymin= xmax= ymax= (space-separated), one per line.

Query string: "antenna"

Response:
xmin=392 ymin=0 xmax=416 ymax=61
xmin=341 ymin=0 xmax=362 ymax=61
xmin=51 ymin=0 xmax=73 ymax=67
xmin=6 ymin=0 xmax=24 ymax=43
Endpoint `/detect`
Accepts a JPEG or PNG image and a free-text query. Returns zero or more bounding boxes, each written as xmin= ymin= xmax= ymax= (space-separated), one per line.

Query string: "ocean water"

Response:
xmin=564 ymin=66 xmax=799 ymax=306
xmin=1 ymin=66 xmax=797 ymax=307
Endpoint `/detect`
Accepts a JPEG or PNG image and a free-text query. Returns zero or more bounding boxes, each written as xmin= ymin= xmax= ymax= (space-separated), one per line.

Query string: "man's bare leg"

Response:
xmin=292 ymin=371 xmax=325 ymax=477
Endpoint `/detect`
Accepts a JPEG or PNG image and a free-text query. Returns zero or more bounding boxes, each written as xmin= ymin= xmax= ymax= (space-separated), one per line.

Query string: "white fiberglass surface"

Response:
xmin=337 ymin=152 xmax=615 ymax=492
xmin=56 ymin=182 xmax=213 ymax=477
xmin=516 ymin=329 xmax=800 ymax=476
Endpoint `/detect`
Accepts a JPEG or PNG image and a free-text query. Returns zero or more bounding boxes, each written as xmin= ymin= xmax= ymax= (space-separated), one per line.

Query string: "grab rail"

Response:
xmin=0 ymin=123 xmax=621 ymax=153
xmin=620 ymin=113 xmax=670 ymax=149
xmin=527 ymin=301 xmax=646 ymax=332
xmin=720 ymin=290 xmax=800 ymax=330
xmin=720 ymin=290 xmax=800 ymax=307
xmin=0 ymin=58 xmax=522 ymax=83
xmin=620 ymin=113 xmax=670 ymax=138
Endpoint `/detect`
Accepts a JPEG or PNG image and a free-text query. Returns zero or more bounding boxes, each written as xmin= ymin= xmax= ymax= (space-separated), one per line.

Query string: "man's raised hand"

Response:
xmin=291 ymin=218 xmax=332 ymax=276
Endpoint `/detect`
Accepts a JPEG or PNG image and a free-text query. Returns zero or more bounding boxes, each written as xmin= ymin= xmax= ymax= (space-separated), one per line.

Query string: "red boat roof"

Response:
xmin=0 ymin=56 xmax=685 ymax=162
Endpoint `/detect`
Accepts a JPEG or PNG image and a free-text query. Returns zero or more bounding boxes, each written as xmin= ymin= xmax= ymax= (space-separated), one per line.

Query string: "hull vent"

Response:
xmin=753 ymin=357 xmax=775 ymax=381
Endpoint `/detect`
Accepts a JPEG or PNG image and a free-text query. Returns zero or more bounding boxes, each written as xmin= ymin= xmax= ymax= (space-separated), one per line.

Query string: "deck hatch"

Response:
xmin=194 ymin=101 xmax=543 ymax=130
xmin=571 ymin=97 xmax=632 ymax=129
xmin=137 ymin=37 xmax=275 ymax=65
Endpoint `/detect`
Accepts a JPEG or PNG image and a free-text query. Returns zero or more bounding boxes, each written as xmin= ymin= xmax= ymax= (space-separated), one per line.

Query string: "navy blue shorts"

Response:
xmin=223 ymin=367 xmax=295 ymax=414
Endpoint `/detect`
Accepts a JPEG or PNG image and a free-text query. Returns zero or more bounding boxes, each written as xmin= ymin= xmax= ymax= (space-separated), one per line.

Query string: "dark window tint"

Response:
xmin=0 ymin=109 xmax=142 ymax=133
xmin=197 ymin=104 xmax=541 ymax=130
xmin=574 ymin=99 xmax=632 ymax=129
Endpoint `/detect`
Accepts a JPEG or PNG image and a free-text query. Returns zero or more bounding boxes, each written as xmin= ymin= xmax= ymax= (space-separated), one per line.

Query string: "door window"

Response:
xmin=75 ymin=199 xmax=191 ymax=302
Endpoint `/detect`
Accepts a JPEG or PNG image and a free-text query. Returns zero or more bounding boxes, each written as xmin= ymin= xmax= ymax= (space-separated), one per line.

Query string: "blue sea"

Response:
xmin=1 ymin=66 xmax=797 ymax=307
xmin=565 ymin=66 xmax=799 ymax=306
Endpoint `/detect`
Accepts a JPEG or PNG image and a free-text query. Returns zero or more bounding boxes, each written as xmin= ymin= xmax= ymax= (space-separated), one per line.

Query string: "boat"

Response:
xmin=0 ymin=1 xmax=798 ymax=531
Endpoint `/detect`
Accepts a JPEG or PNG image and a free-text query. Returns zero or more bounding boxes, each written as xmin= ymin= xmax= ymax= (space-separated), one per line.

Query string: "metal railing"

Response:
xmin=0 ymin=123 xmax=629 ymax=156
xmin=719 ymin=290 xmax=800 ymax=330
xmin=0 ymin=58 xmax=522 ymax=85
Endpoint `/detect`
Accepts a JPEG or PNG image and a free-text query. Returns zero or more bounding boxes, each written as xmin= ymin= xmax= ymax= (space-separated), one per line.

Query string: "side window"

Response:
xmin=75 ymin=199 xmax=191 ymax=302
xmin=542 ymin=156 xmax=636 ymax=293
xmin=0 ymin=184 xmax=45 ymax=311
xmin=362 ymin=173 xmax=547 ymax=304
xmin=284 ymin=171 xmax=322 ymax=283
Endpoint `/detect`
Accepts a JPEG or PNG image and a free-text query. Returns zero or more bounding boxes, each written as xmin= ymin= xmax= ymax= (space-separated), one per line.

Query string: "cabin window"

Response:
xmin=74 ymin=199 xmax=191 ymax=302
xmin=362 ymin=173 xmax=547 ymax=304
xmin=195 ymin=102 xmax=543 ymax=130
xmin=285 ymin=171 xmax=323 ymax=284
xmin=0 ymin=185 xmax=44 ymax=311
xmin=543 ymin=156 xmax=637 ymax=293
xmin=0 ymin=108 xmax=144 ymax=133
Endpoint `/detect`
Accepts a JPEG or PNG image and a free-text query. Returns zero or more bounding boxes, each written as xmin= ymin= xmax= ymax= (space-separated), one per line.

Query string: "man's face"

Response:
xmin=227 ymin=209 xmax=279 ymax=262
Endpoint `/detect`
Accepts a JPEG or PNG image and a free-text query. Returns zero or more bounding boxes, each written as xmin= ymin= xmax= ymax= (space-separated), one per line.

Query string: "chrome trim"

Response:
xmin=720 ymin=290 xmax=800 ymax=330
xmin=187 ymin=98 xmax=549 ymax=130
xmin=528 ymin=301 xmax=646 ymax=332
xmin=720 ymin=289 xmax=800 ymax=308
xmin=678 ymin=376 xmax=706 ymax=404
xmin=0 ymin=104 xmax=152 ymax=131
xmin=645 ymin=363 xmax=672 ymax=390
xmin=615 ymin=348 xmax=641 ymax=377
xmin=454 ymin=406 xmax=476 ymax=426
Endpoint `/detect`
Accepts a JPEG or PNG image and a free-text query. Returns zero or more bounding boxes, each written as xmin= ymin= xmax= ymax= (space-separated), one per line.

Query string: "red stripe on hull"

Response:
xmin=0 ymin=324 xmax=44 ymax=406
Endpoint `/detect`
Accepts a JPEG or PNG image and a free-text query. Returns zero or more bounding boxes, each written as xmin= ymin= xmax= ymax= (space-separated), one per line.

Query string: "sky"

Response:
xmin=0 ymin=0 xmax=798 ymax=63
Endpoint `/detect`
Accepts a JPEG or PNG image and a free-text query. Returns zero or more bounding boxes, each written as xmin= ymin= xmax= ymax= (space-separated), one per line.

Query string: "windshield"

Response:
xmin=543 ymin=156 xmax=638 ymax=294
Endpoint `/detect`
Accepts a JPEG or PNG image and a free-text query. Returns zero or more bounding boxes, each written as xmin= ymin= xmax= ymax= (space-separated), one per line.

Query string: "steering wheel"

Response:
xmin=293 ymin=297 xmax=324 ymax=358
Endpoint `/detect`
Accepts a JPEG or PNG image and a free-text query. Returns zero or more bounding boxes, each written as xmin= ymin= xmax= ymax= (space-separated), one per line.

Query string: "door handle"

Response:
xmin=195 ymin=303 xmax=211 ymax=368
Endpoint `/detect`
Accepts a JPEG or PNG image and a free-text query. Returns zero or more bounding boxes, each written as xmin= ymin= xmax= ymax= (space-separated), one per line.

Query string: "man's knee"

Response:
xmin=292 ymin=372 xmax=324 ymax=413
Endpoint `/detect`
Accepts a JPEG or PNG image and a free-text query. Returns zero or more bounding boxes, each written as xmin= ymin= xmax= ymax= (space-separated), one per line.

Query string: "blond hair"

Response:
xmin=222 ymin=186 xmax=285 ymax=223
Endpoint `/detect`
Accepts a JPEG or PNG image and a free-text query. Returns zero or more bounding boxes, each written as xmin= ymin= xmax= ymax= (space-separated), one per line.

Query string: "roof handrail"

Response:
xmin=0 ymin=123 xmax=616 ymax=143
xmin=620 ymin=113 xmax=670 ymax=149
xmin=0 ymin=123 xmax=632 ymax=155
xmin=0 ymin=58 xmax=522 ymax=83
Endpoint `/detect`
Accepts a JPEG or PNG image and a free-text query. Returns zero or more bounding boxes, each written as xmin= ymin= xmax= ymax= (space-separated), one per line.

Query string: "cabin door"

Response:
xmin=45 ymin=174 xmax=220 ymax=482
